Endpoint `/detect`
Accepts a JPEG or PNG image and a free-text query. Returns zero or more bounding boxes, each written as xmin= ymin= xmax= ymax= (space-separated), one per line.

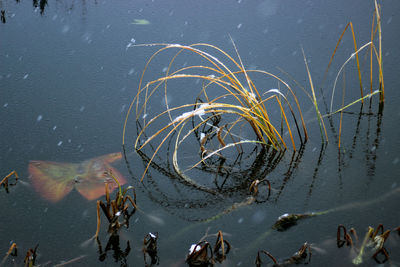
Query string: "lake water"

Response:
xmin=1 ymin=1 xmax=400 ymax=266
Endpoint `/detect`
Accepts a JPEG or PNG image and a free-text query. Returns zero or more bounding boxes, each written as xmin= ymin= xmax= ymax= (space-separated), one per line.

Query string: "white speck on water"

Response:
xmin=37 ymin=115 xmax=43 ymax=121
xmin=62 ymin=25 xmax=70 ymax=33
xmin=126 ymin=38 xmax=136 ymax=50
xmin=3 ymin=103 xmax=8 ymax=108
xmin=106 ymin=24 xmax=111 ymax=29
xmin=312 ymin=147 xmax=317 ymax=152
xmin=19 ymin=56 xmax=23 ymax=61
xmin=79 ymin=106 xmax=85 ymax=112
xmin=237 ymin=262 xmax=242 ymax=266
xmin=237 ymin=23 xmax=242 ymax=29
xmin=120 ymin=104 xmax=126 ymax=113
xmin=385 ymin=52 xmax=390 ymax=57
xmin=43 ymin=207 xmax=48 ymax=213
xmin=128 ymin=68 xmax=135 ymax=75
xmin=238 ymin=217 xmax=244 ymax=224
xmin=82 ymin=33 xmax=92 ymax=44
xmin=387 ymin=16 xmax=392 ymax=24
xmin=23 ymin=74 xmax=29 ymax=79
xmin=52 ymin=125 xmax=57 ymax=130
xmin=57 ymin=141 xmax=63 ymax=146
xmin=292 ymin=50 xmax=298 ymax=56
xmin=142 ymin=113 xmax=148 ymax=119
xmin=162 ymin=66 xmax=168 ymax=73
xmin=392 ymin=157 xmax=399 ymax=165
xmin=370 ymin=146 xmax=376 ymax=152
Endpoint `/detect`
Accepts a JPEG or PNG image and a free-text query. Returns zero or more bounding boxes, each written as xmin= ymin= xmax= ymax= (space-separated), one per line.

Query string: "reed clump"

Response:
xmin=123 ymin=42 xmax=308 ymax=182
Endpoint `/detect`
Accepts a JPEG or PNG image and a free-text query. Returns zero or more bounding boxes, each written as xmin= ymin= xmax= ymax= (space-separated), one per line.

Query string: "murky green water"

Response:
xmin=1 ymin=1 xmax=400 ymax=266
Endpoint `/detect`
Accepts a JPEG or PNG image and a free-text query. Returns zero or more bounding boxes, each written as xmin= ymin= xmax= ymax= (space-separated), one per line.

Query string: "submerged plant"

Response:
xmin=0 ymin=170 xmax=18 ymax=193
xmin=271 ymin=213 xmax=316 ymax=232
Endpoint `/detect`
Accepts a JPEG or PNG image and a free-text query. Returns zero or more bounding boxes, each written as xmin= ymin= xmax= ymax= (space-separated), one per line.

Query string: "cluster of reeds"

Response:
xmin=123 ymin=1 xmax=385 ymax=186
xmin=123 ymin=42 xmax=308 ymax=185
xmin=319 ymin=0 xmax=385 ymax=148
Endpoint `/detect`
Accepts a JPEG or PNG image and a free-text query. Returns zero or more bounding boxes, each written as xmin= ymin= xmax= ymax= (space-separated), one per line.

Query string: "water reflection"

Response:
xmin=97 ymin=233 xmax=131 ymax=267
xmin=32 ymin=0 xmax=47 ymax=15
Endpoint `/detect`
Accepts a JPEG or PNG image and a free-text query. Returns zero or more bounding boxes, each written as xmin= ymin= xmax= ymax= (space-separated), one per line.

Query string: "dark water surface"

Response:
xmin=1 ymin=1 xmax=400 ymax=266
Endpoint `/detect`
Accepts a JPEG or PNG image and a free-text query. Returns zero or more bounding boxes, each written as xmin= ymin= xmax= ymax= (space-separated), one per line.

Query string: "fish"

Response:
xmin=28 ymin=152 xmax=127 ymax=203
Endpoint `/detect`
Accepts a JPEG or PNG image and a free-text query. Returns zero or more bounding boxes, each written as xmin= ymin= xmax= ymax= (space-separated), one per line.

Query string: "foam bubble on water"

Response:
xmin=53 ymin=125 xmax=57 ymax=130
xmin=3 ymin=103 xmax=8 ymax=108
xmin=237 ymin=23 xmax=242 ymax=29
xmin=37 ymin=115 xmax=43 ymax=121
xmin=162 ymin=66 xmax=168 ymax=73
xmin=57 ymin=141 xmax=63 ymax=146
xmin=128 ymin=68 xmax=135 ymax=75
xmin=238 ymin=217 xmax=244 ymax=224
xmin=23 ymin=74 xmax=29 ymax=79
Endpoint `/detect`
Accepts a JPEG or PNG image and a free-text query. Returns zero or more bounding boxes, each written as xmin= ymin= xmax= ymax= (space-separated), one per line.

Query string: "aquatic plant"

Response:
xmin=143 ymin=232 xmax=159 ymax=266
xmin=337 ymin=224 xmax=394 ymax=265
xmin=94 ymin=170 xmax=137 ymax=238
xmin=0 ymin=170 xmax=18 ymax=193
xmin=186 ymin=230 xmax=231 ymax=267
xmin=123 ymin=41 xmax=308 ymax=183
xmin=255 ymin=242 xmax=311 ymax=267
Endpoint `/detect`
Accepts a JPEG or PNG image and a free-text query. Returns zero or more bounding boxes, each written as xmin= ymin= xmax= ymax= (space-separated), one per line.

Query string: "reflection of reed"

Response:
xmin=33 ymin=0 xmax=47 ymax=15
xmin=123 ymin=131 xmax=303 ymax=221
xmin=0 ymin=0 xmax=90 ymax=23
